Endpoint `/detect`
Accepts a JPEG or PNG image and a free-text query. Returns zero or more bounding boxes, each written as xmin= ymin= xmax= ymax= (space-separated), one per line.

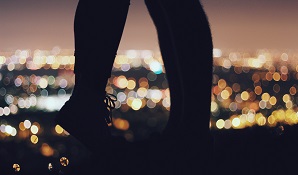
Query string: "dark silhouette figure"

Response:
xmin=144 ymin=0 xmax=214 ymax=174
xmin=55 ymin=0 xmax=214 ymax=174
xmin=55 ymin=0 xmax=130 ymax=173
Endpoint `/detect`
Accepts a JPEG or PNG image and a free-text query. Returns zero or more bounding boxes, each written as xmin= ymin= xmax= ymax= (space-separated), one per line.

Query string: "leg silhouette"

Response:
xmin=55 ymin=0 xmax=130 ymax=169
xmin=145 ymin=0 xmax=214 ymax=174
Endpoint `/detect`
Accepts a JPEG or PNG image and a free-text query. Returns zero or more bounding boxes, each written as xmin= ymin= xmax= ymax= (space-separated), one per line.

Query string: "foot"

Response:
xmin=55 ymin=91 xmax=115 ymax=153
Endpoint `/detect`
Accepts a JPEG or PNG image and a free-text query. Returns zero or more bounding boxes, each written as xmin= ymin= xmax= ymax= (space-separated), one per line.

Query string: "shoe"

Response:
xmin=55 ymin=88 xmax=117 ymax=152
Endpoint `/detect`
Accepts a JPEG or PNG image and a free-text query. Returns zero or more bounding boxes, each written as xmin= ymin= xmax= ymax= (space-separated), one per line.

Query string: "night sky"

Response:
xmin=0 ymin=0 xmax=297 ymax=52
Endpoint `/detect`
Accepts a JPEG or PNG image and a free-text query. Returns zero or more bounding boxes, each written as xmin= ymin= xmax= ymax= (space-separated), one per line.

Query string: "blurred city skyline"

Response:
xmin=0 ymin=0 xmax=297 ymax=52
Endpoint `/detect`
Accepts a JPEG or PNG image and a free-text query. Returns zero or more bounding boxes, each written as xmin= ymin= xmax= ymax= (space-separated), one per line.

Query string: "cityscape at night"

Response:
xmin=1 ymin=0 xmax=298 ymax=174
xmin=1 ymin=47 xmax=298 ymax=174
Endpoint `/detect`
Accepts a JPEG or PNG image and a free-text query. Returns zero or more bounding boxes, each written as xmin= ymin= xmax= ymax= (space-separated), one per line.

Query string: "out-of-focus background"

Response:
xmin=1 ymin=0 xmax=298 ymax=174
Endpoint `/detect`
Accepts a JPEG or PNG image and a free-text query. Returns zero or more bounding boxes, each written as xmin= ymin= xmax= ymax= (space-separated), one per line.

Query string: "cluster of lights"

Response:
xmin=2 ymin=47 xmax=298 ymax=173
xmin=211 ymin=48 xmax=298 ymax=129
xmin=1 ymin=47 xmax=298 ymax=134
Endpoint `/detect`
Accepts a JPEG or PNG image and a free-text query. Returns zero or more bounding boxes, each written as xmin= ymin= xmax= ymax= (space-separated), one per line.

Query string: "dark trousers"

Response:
xmin=73 ymin=0 xmax=214 ymax=174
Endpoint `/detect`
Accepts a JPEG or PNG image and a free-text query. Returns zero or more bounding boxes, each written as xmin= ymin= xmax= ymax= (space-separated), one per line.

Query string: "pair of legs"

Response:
xmin=57 ymin=0 xmax=213 ymax=174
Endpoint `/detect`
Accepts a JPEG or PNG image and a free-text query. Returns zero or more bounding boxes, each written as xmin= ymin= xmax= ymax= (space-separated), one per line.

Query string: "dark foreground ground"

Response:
xmin=1 ymin=112 xmax=298 ymax=175
xmin=211 ymin=125 xmax=297 ymax=175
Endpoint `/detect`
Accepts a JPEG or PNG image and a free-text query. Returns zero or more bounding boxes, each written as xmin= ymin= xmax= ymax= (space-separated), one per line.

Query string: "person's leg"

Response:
xmin=144 ymin=0 xmax=185 ymax=173
xmin=157 ymin=0 xmax=213 ymax=130
xmin=145 ymin=0 xmax=214 ymax=174
xmin=56 ymin=0 xmax=130 ymax=156
xmin=145 ymin=0 xmax=184 ymax=138
xmin=160 ymin=0 xmax=214 ymax=174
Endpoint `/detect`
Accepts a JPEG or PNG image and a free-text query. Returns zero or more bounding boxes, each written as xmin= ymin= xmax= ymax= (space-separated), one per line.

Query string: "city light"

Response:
xmin=1 ymin=48 xmax=298 ymax=138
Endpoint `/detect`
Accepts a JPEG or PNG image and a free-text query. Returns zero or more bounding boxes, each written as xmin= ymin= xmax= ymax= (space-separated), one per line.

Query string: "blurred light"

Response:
xmin=55 ymin=125 xmax=64 ymax=134
xmin=229 ymin=102 xmax=237 ymax=112
xmin=48 ymin=163 xmax=53 ymax=171
xmin=223 ymin=59 xmax=232 ymax=69
xmin=147 ymin=72 xmax=157 ymax=81
xmin=5 ymin=94 xmax=14 ymax=105
xmin=0 ymin=107 xmax=3 ymax=116
xmin=149 ymin=61 xmax=163 ymax=74
xmin=0 ymin=56 xmax=6 ymax=64
xmin=241 ymin=91 xmax=249 ymax=101
xmin=127 ymin=79 xmax=136 ymax=90
xmin=14 ymin=77 xmax=22 ymax=87
xmin=3 ymin=106 xmax=10 ymax=116
xmin=30 ymin=135 xmax=39 ymax=144
xmin=162 ymin=97 xmax=170 ymax=108
xmin=19 ymin=122 xmax=26 ymax=131
xmin=13 ymin=164 xmax=21 ymax=172
xmin=7 ymin=63 xmax=15 ymax=71
xmin=281 ymin=53 xmax=288 ymax=61
xmin=131 ymin=99 xmax=142 ymax=110
xmin=137 ymin=87 xmax=148 ymax=98
xmin=117 ymin=76 xmax=128 ymax=89
xmin=289 ymin=86 xmax=296 ymax=95
xmin=30 ymin=125 xmax=39 ymax=134
xmin=113 ymin=118 xmax=130 ymax=131
xmin=259 ymin=100 xmax=267 ymax=109
xmin=59 ymin=79 xmax=68 ymax=88
xmin=224 ymin=120 xmax=232 ymax=129
xmin=218 ymin=79 xmax=227 ymax=89
xmin=41 ymin=89 xmax=48 ymax=97
xmin=256 ymin=114 xmax=266 ymax=126
xmin=286 ymin=101 xmax=293 ymax=109
xmin=40 ymin=143 xmax=54 ymax=157
xmin=0 ymin=124 xmax=6 ymax=133
xmin=232 ymin=118 xmax=241 ymax=128
xmin=0 ymin=87 xmax=6 ymax=96
xmin=126 ymin=50 xmax=138 ymax=59
xmin=254 ymin=86 xmax=262 ymax=95
xmin=210 ymin=101 xmax=218 ymax=112
xmin=221 ymin=90 xmax=230 ymax=100
xmin=216 ymin=119 xmax=225 ymax=129
xmin=11 ymin=127 xmax=17 ymax=136
xmin=37 ymin=95 xmax=69 ymax=111
xmin=273 ymin=72 xmax=281 ymax=81
xmin=5 ymin=125 xmax=13 ymax=134
xmin=213 ymin=48 xmax=222 ymax=58
xmin=9 ymin=104 xmax=18 ymax=114
xmin=283 ymin=94 xmax=291 ymax=103
xmin=60 ymin=157 xmax=69 ymax=167
xmin=48 ymin=76 xmax=55 ymax=85
xmin=148 ymin=89 xmax=162 ymax=103
xmin=58 ymin=89 xmax=66 ymax=97
xmin=121 ymin=64 xmax=131 ymax=72
xmin=117 ymin=92 xmax=127 ymax=103
xmin=24 ymin=120 xmax=31 ymax=129
xmin=139 ymin=77 xmax=149 ymax=88
xmin=147 ymin=99 xmax=156 ymax=109
xmin=269 ymin=96 xmax=277 ymax=105
xmin=267 ymin=115 xmax=276 ymax=126
xmin=39 ymin=77 xmax=48 ymax=88
xmin=261 ymin=93 xmax=270 ymax=102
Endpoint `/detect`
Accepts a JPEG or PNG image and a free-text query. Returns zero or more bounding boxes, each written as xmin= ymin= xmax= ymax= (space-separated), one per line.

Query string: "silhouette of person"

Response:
xmin=55 ymin=0 xmax=130 ymax=173
xmin=144 ymin=0 xmax=214 ymax=174
xmin=55 ymin=0 xmax=214 ymax=174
